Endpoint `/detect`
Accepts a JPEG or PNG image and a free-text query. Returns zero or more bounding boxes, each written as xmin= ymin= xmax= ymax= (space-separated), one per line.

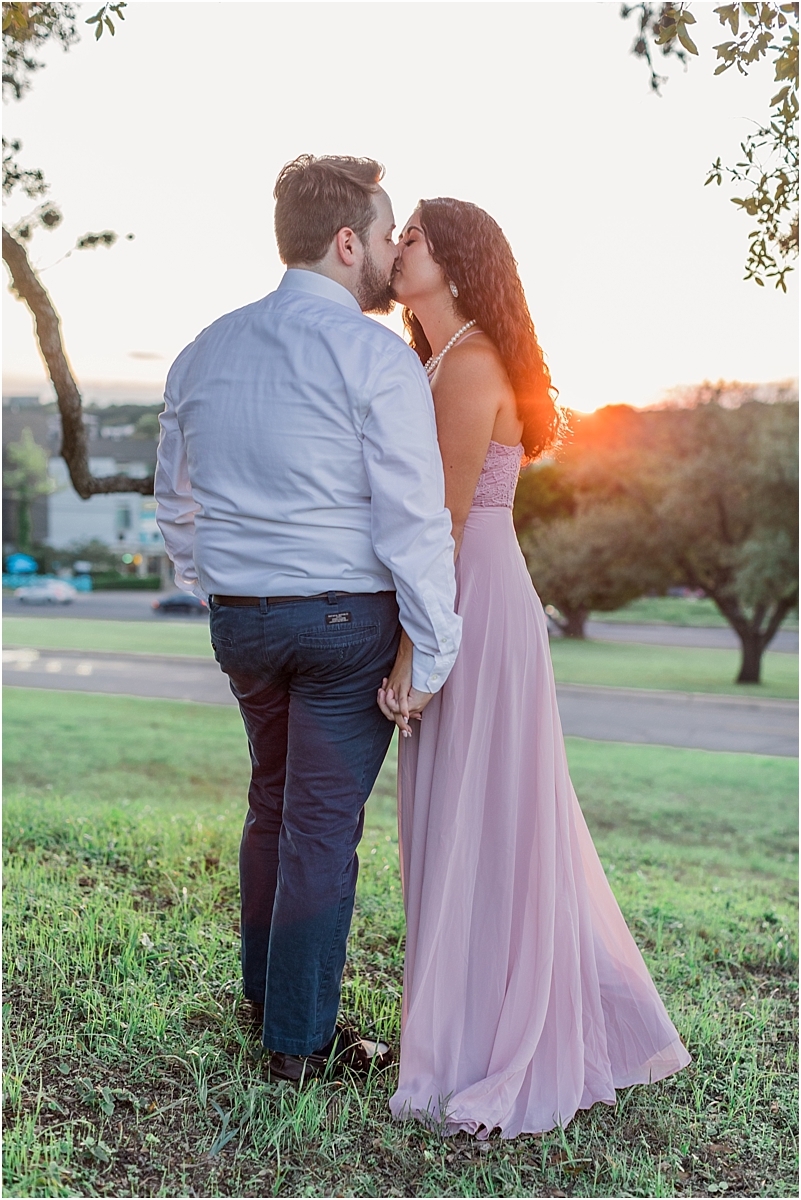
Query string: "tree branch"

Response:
xmin=2 ymin=225 xmax=154 ymax=497
xmin=758 ymin=591 xmax=799 ymax=650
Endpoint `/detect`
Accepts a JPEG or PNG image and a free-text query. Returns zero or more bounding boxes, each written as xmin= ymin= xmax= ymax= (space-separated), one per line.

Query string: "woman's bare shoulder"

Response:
xmin=447 ymin=330 xmax=504 ymax=368
xmin=435 ymin=332 xmax=513 ymax=406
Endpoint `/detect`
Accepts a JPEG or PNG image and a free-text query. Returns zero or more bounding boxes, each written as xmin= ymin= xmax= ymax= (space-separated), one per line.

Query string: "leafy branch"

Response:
xmin=621 ymin=2 xmax=799 ymax=290
xmin=620 ymin=3 xmax=697 ymax=93
xmin=706 ymin=2 xmax=798 ymax=290
xmin=3 ymin=226 xmax=153 ymax=496
xmin=84 ymin=1 xmax=125 ymax=41
xmin=2 ymin=1 xmax=77 ymax=99
xmin=2 ymin=0 xmax=150 ymax=499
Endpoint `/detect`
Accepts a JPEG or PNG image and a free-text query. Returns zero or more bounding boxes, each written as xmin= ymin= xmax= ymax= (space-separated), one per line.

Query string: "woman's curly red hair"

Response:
xmin=402 ymin=198 xmax=562 ymax=462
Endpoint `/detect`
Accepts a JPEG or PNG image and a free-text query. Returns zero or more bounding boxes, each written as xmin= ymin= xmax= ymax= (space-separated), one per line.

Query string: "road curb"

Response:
xmin=555 ymin=682 xmax=798 ymax=711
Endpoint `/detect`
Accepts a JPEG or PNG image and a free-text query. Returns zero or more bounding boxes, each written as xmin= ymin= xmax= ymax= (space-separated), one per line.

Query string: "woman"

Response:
xmin=378 ymin=198 xmax=690 ymax=1139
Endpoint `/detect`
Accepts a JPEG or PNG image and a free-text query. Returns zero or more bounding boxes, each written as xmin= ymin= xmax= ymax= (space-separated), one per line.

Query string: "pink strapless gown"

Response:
xmin=389 ymin=441 xmax=690 ymax=1139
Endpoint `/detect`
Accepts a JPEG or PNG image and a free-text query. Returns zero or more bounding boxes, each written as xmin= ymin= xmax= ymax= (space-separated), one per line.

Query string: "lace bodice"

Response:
xmin=472 ymin=441 xmax=524 ymax=508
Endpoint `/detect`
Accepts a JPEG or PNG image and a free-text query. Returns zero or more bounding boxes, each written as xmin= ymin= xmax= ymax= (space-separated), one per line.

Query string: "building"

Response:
xmin=3 ymin=396 xmax=167 ymax=577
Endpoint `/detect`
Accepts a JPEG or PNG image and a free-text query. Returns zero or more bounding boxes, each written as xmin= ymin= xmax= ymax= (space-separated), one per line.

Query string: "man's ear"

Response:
xmin=333 ymin=226 xmax=360 ymax=267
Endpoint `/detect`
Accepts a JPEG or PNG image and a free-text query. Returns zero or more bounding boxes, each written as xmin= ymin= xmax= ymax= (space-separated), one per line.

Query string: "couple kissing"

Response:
xmin=155 ymin=153 xmax=689 ymax=1139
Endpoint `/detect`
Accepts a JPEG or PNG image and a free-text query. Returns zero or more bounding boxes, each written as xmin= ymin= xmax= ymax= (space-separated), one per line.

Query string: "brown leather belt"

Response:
xmin=212 ymin=592 xmax=352 ymax=607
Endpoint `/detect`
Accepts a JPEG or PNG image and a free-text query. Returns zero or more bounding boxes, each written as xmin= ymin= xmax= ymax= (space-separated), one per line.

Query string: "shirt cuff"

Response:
xmin=172 ymin=565 xmax=205 ymax=601
xmin=412 ymin=647 xmax=444 ymax=694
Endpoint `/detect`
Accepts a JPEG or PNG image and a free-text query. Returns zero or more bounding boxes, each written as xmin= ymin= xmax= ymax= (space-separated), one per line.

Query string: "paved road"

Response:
xmin=3 ymin=590 xmax=203 ymax=623
xmin=4 ymin=647 xmax=797 ymax=756
xmin=555 ymin=682 xmax=797 ymax=757
xmin=5 ymin=592 xmax=797 ymax=653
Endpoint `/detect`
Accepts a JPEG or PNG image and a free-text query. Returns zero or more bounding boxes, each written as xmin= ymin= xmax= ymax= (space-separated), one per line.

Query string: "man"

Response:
xmin=155 ymin=155 xmax=461 ymax=1082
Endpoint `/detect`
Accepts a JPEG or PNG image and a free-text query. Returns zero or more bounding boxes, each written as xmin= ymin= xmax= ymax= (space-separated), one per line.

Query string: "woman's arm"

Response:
xmin=376 ymin=341 xmax=517 ymax=734
xmin=432 ymin=340 xmax=516 ymax=556
xmin=376 ymin=628 xmax=424 ymax=738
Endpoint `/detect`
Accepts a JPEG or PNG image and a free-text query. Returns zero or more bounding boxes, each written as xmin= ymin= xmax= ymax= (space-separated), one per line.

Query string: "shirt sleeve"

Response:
xmin=154 ymin=379 xmax=204 ymax=598
xmin=362 ymin=346 xmax=462 ymax=693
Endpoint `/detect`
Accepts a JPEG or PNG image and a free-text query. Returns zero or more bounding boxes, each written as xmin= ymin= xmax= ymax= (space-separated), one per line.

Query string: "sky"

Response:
xmin=2 ymin=0 xmax=798 ymax=412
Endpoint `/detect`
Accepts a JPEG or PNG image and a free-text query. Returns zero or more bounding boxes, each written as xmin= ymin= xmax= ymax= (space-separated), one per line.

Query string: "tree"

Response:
xmin=518 ymin=502 xmax=670 ymax=638
xmin=1 ymin=2 xmax=150 ymax=499
xmin=3 ymin=425 xmax=56 ymax=551
xmin=558 ymin=397 xmax=798 ymax=683
xmin=649 ymin=398 xmax=798 ymax=682
xmin=622 ymin=2 xmax=799 ymax=290
xmin=133 ymin=411 xmax=161 ymax=439
xmin=514 ymin=456 xmax=670 ymax=638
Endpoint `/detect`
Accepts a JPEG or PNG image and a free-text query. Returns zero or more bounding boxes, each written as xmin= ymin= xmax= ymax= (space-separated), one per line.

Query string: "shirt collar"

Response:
xmin=278 ymin=268 xmax=362 ymax=314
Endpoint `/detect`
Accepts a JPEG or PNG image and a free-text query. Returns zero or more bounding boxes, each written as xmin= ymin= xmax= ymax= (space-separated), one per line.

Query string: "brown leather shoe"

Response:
xmin=264 ymin=1025 xmax=393 ymax=1085
xmin=335 ymin=1024 xmax=393 ymax=1073
xmin=264 ymin=1046 xmax=333 ymax=1084
xmin=242 ymin=999 xmax=264 ymax=1035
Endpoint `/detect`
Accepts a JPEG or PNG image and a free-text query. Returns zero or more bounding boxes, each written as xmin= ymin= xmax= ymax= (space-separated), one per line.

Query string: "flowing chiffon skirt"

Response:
xmin=389 ymin=506 xmax=690 ymax=1139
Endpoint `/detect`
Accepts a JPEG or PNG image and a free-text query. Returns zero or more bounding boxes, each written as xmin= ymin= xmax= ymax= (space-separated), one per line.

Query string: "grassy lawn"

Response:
xmin=591 ymin=597 xmax=799 ymax=630
xmin=3 ymin=617 xmax=213 ymax=659
xmin=5 ymin=617 xmax=798 ymax=699
xmin=549 ymin=639 xmax=798 ymax=700
xmin=3 ymin=688 xmax=797 ymax=1198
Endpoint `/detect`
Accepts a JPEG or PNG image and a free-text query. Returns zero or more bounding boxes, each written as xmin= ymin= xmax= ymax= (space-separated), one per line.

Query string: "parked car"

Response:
xmin=15 ymin=580 xmax=78 ymax=605
xmin=152 ymin=593 xmax=209 ymax=616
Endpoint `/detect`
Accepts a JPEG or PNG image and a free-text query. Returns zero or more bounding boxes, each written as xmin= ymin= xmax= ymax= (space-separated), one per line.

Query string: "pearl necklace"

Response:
xmin=424 ymin=320 xmax=477 ymax=377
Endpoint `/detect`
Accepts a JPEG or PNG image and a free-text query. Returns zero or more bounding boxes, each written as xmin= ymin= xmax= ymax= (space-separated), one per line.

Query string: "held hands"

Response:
xmin=377 ymin=629 xmax=434 ymax=738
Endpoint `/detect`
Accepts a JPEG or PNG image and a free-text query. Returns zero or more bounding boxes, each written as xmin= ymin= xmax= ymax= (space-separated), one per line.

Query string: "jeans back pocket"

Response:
xmin=297 ymin=622 xmax=379 ymax=651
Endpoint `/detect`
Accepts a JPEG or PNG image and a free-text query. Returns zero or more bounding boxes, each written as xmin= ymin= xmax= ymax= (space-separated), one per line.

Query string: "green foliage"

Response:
xmin=75 ymin=230 xmax=117 ymax=249
xmin=623 ymin=2 xmax=799 ymax=289
xmin=2 ymin=689 xmax=797 ymax=1197
xmin=9 ymin=199 xmax=63 ymax=241
xmin=84 ymin=402 xmax=163 ymax=429
xmin=84 ymin=2 xmax=125 ymax=42
xmin=62 ymin=538 xmax=119 ymax=571
xmin=1 ymin=2 xmax=78 ymax=100
xmin=650 ymin=401 xmax=799 ymax=662
xmin=706 ymin=2 xmax=799 ymax=290
xmin=515 ymin=422 xmax=673 ymax=637
xmin=2 ymin=1 xmax=143 ymax=500
xmin=90 ymin=572 xmax=161 ymax=590
xmin=1 ymin=5 xmax=127 ymax=251
xmin=520 ymin=503 xmax=669 ymax=636
xmin=513 ymin=460 xmax=576 ymax=524
xmin=621 ymin=3 xmax=697 ymax=92
xmin=1 ymin=137 xmax=46 ymax=199
xmin=591 ymin=593 xmax=798 ymax=628
xmin=133 ymin=411 xmax=161 ymax=439
xmin=3 ymin=427 xmax=53 ymax=499
xmin=3 ymin=426 xmax=56 ymax=552
xmin=554 ymin=398 xmax=799 ymax=681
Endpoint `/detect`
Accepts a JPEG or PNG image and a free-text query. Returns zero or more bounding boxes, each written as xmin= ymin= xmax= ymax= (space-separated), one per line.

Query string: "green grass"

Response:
xmin=549 ymin=638 xmax=798 ymax=699
xmin=591 ymin=597 xmax=799 ymax=630
xmin=3 ymin=688 xmax=797 ymax=1198
xmin=3 ymin=617 xmax=213 ymax=658
xmin=5 ymin=616 xmax=798 ymax=699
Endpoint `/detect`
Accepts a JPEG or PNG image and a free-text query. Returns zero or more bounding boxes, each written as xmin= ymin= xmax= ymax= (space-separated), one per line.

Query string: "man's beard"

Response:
xmin=357 ymin=248 xmax=395 ymax=315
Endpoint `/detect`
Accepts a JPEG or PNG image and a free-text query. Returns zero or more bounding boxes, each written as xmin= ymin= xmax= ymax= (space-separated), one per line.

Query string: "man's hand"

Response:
xmin=378 ymin=681 xmax=434 ymax=738
xmin=377 ymin=630 xmax=433 ymax=737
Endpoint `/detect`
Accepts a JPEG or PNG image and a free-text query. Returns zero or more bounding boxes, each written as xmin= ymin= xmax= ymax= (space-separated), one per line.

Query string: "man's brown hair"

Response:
xmin=273 ymin=154 xmax=385 ymax=265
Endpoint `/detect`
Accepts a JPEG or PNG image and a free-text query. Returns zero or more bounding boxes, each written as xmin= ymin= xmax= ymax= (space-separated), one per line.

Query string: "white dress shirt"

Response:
xmin=155 ymin=268 xmax=461 ymax=692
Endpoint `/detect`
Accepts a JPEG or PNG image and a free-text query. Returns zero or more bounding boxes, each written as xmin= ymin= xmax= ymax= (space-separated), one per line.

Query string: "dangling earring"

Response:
xmin=449 ymin=280 xmax=459 ymax=299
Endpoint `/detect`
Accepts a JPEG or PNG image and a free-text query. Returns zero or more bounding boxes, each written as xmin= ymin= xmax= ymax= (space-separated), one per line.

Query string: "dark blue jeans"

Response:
xmin=210 ymin=591 xmax=400 ymax=1056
